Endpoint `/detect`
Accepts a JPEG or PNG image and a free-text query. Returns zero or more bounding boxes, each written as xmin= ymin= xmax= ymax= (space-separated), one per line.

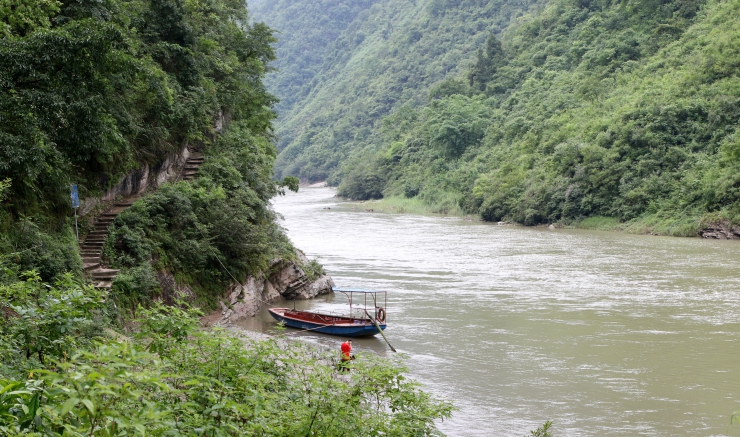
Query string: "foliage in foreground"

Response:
xmin=528 ymin=421 xmax=553 ymax=437
xmin=0 ymin=278 xmax=453 ymax=436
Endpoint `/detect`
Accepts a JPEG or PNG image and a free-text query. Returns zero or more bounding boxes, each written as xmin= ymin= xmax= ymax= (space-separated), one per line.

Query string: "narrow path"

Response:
xmin=81 ymin=148 xmax=204 ymax=289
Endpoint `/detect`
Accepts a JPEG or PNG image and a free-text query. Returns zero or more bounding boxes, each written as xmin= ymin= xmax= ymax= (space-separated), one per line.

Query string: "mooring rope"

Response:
xmin=193 ymin=222 xmax=274 ymax=307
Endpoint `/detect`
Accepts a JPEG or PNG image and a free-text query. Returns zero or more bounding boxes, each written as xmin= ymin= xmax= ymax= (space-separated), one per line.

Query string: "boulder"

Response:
xmin=267 ymin=258 xmax=312 ymax=300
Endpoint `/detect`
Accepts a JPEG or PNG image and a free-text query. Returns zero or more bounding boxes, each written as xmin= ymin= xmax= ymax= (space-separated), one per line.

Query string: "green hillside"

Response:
xmin=275 ymin=0 xmax=740 ymax=235
xmin=249 ymin=0 xmax=379 ymax=117
xmin=252 ymin=0 xmax=544 ymax=182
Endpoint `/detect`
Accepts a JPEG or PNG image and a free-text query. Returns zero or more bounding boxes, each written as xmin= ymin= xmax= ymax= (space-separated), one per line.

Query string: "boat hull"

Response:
xmin=267 ymin=308 xmax=386 ymax=337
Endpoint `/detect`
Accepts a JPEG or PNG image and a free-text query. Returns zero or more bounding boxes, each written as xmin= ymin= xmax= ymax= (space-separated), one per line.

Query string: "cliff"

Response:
xmin=215 ymin=251 xmax=335 ymax=324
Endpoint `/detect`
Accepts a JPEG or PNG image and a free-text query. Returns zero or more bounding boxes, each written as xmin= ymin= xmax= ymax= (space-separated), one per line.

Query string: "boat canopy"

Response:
xmin=331 ymin=287 xmax=387 ymax=322
xmin=331 ymin=287 xmax=385 ymax=293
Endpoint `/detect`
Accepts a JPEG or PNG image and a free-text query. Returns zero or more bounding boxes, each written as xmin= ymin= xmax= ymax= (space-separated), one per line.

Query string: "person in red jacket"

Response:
xmin=339 ymin=340 xmax=354 ymax=371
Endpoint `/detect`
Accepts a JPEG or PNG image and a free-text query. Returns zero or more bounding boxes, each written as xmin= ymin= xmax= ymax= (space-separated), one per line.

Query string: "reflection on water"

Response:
xmin=245 ymin=187 xmax=740 ymax=436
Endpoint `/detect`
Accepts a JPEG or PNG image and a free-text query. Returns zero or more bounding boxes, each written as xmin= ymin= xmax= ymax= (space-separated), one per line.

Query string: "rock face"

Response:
xmin=698 ymin=221 xmax=740 ymax=239
xmin=217 ymin=253 xmax=334 ymax=324
xmin=79 ymin=146 xmax=191 ymax=216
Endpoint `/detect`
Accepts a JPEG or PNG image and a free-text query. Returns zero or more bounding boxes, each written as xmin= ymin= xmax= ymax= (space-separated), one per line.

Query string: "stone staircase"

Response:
xmin=82 ymin=148 xmax=205 ymax=289
xmin=181 ymin=151 xmax=204 ymax=181
xmin=81 ymin=201 xmax=132 ymax=289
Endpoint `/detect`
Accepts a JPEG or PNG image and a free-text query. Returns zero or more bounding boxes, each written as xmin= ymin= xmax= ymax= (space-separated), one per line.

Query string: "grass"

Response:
xmin=352 ymin=195 xmax=466 ymax=216
xmin=569 ymin=214 xmax=703 ymax=237
xmin=574 ymin=216 xmax=622 ymax=231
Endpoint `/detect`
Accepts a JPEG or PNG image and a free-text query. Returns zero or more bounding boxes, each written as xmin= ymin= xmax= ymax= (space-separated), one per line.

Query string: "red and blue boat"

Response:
xmin=268 ymin=287 xmax=387 ymax=337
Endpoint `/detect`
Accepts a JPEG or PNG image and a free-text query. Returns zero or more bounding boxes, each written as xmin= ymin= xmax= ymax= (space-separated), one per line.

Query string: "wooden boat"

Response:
xmin=267 ymin=287 xmax=387 ymax=337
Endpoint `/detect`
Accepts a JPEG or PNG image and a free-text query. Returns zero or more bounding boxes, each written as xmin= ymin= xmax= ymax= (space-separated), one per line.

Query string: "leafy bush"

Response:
xmin=0 ymin=220 xmax=81 ymax=285
xmin=337 ymin=161 xmax=386 ymax=200
xmin=302 ymin=258 xmax=325 ymax=282
xmin=528 ymin=421 xmax=553 ymax=437
xmin=0 ymin=272 xmax=105 ymax=372
xmin=111 ymin=265 xmax=160 ymax=311
xmin=0 ymin=301 xmax=454 ymax=436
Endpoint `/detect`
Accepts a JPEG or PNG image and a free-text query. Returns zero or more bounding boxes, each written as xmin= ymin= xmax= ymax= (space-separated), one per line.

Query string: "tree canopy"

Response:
xmin=263 ymin=0 xmax=740 ymax=234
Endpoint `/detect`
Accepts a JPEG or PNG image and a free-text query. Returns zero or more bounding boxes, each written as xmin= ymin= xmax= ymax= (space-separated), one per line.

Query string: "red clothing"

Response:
xmin=341 ymin=341 xmax=352 ymax=359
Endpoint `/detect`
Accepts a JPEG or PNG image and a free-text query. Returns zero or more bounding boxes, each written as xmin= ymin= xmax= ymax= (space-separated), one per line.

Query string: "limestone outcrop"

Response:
xmin=216 ymin=252 xmax=334 ymax=324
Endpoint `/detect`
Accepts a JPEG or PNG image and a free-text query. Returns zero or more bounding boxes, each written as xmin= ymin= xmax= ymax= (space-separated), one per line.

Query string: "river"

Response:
xmin=242 ymin=186 xmax=740 ymax=436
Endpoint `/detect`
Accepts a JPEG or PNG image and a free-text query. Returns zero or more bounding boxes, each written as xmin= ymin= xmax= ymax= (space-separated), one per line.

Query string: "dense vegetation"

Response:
xmin=104 ymin=122 xmax=295 ymax=310
xmin=0 ymin=278 xmax=453 ymax=435
xmin=249 ymin=0 xmax=377 ymax=117
xmin=0 ymin=0 xmax=280 ymax=285
xmin=252 ymin=0 xmax=544 ymax=183
xmin=267 ymin=0 xmax=740 ymax=234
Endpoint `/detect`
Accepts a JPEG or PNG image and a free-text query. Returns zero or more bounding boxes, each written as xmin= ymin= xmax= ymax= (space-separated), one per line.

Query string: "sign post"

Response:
xmin=70 ymin=184 xmax=80 ymax=241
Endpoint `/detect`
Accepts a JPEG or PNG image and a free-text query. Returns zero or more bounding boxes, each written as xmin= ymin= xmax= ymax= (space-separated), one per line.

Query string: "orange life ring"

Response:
xmin=376 ymin=307 xmax=386 ymax=323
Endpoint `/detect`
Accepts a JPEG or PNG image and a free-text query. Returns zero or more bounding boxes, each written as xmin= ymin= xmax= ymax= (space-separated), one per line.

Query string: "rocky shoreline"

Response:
xmin=212 ymin=250 xmax=334 ymax=325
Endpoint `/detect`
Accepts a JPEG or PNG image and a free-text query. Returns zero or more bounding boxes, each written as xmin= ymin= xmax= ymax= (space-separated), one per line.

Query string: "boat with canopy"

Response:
xmin=267 ymin=287 xmax=387 ymax=337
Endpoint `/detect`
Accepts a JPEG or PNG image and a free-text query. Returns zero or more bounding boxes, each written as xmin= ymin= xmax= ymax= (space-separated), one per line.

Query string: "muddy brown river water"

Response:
xmin=239 ymin=186 xmax=740 ymax=436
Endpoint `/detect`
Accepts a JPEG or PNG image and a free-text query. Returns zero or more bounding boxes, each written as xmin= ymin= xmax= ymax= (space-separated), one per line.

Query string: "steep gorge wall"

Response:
xmin=76 ymin=142 xmax=335 ymax=317
xmin=79 ymin=146 xmax=192 ymax=217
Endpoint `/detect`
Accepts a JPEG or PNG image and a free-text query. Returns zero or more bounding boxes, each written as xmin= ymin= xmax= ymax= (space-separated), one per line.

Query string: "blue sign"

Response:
xmin=70 ymin=184 xmax=79 ymax=208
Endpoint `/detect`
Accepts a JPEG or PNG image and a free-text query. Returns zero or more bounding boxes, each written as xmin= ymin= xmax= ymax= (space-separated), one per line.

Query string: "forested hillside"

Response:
xmin=252 ymin=0 xmax=544 ymax=183
xmin=249 ymin=0 xmax=378 ymax=117
xmin=269 ymin=0 xmax=740 ymax=235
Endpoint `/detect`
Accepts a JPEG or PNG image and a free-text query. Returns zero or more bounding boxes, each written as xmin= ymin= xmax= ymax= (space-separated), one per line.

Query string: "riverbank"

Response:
xmin=337 ymin=193 xmax=736 ymax=239
xmin=343 ymin=195 xmax=467 ymax=217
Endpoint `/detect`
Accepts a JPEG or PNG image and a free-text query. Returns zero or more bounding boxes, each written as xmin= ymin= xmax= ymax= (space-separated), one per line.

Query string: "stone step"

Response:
xmin=80 ymin=249 xmax=101 ymax=255
xmin=91 ymin=269 xmax=119 ymax=280
xmin=94 ymin=280 xmax=112 ymax=289
xmin=85 ymin=235 xmax=107 ymax=241
xmin=82 ymin=241 xmax=104 ymax=247
xmin=184 ymin=165 xmax=200 ymax=170
xmin=114 ymin=202 xmax=134 ymax=207
xmin=83 ymin=262 xmax=100 ymax=271
xmin=81 ymin=255 xmax=100 ymax=262
xmin=87 ymin=231 xmax=109 ymax=237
